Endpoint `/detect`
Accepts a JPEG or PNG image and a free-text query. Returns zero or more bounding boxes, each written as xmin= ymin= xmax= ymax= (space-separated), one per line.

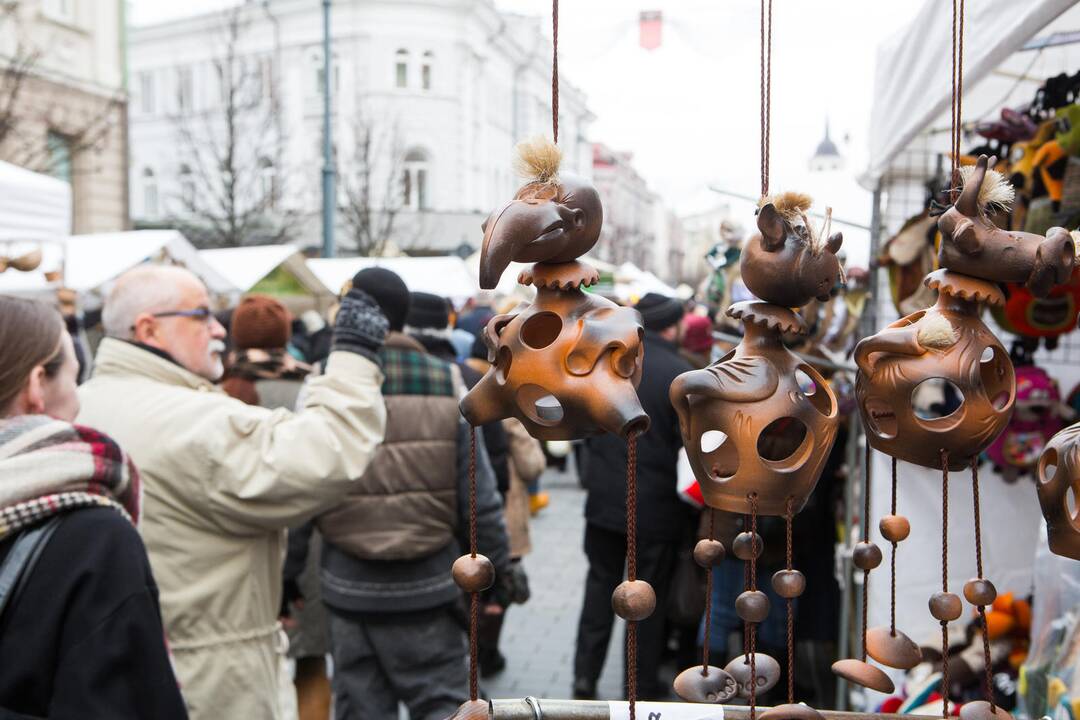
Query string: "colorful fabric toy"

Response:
xmin=986 ymin=365 xmax=1069 ymax=481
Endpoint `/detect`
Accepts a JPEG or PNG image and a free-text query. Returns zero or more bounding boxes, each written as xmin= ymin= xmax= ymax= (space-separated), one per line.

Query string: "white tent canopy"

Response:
xmin=307 ymin=256 xmax=479 ymax=306
xmin=862 ymin=0 xmax=1079 ymax=187
xmin=0 ymin=161 xmax=72 ymax=241
xmin=199 ymin=245 xmax=330 ymax=297
xmin=0 ymin=230 xmax=235 ymax=298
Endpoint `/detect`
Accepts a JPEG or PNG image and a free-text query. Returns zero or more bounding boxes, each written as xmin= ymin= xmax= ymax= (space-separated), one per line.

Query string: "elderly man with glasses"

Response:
xmin=77 ymin=264 xmax=389 ymax=720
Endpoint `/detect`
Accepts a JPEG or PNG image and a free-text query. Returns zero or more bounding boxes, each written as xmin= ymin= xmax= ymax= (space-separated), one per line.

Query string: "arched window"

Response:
xmin=421 ymin=51 xmax=433 ymax=90
xmin=259 ymin=156 xmax=276 ymax=209
xmin=178 ymin=163 xmax=195 ymax=208
xmin=395 ymin=49 xmax=409 ymax=88
xmin=142 ymin=168 xmax=158 ymax=217
xmin=402 ymin=148 xmax=430 ymax=210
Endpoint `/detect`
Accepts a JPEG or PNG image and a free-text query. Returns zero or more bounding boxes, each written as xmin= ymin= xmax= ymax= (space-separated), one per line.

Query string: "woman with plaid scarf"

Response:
xmin=0 ymin=296 xmax=186 ymax=719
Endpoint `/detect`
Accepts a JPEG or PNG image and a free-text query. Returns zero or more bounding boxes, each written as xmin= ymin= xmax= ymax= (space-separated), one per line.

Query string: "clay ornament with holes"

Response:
xmin=669 ymin=301 xmax=840 ymax=516
xmin=459 ymin=138 xmax=648 ymax=440
xmin=938 ymin=154 xmax=1075 ymax=298
xmin=1036 ymin=424 xmax=1080 ymax=560
xmin=855 ymin=269 xmax=1016 ymax=470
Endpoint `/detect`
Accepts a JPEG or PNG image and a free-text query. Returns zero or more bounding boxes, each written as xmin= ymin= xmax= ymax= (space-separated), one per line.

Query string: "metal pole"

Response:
xmin=321 ymin=0 xmax=336 ymax=258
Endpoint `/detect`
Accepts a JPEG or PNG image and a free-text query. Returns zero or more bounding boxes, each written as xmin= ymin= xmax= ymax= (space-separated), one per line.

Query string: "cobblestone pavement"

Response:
xmin=481 ymin=463 xmax=627 ymax=703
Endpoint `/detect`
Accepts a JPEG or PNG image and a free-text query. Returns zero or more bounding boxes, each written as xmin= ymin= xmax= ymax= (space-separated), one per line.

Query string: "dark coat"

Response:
xmin=581 ymin=331 xmax=696 ymax=542
xmin=0 ymin=508 xmax=187 ymax=719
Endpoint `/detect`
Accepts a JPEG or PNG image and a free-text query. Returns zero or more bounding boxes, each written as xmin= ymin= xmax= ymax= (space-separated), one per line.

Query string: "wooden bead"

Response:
xmin=831 ymin=658 xmax=895 ymax=694
xmin=732 ymin=531 xmax=763 ymax=560
xmin=446 ymin=699 xmax=489 ymax=720
xmin=673 ymin=665 xmax=738 ymax=703
xmin=852 ymin=542 xmax=882 ymax=570
xmin=929 ymin=591 xmax=963 ymax=622
xmin=611 ymin=579 xmax=655 ymax=621
xmin=759 ymin=703 xmax=826 ymax=720
xmin=725 ymin=653 xmax=781 ymax=697
xmin=694 ymin=539 xmax=726 ymax=567
xmin=771 ymin=569 xmax=806 ymax=598
xmin=452 ymin=554 xmax=494 ymax=593
xmin=964 ymin=578 xmax=997 ymax=606
xmin=958 ymin=700 xmax=1012 ymax=720
xmin=879 ymin=514 xmax=911 ymax=542
xmin=865 ymin=625 xmax=922 ymax=670
xmin=735 ymin=589 xmax=770 ymax=623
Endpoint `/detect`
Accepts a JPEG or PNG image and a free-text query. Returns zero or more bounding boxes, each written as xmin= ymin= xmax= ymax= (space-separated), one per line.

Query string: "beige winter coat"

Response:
xmin=76 ymin=339 xmax=386 ymax=720
xmin=503 ymin=418 xmax=545 ymax=558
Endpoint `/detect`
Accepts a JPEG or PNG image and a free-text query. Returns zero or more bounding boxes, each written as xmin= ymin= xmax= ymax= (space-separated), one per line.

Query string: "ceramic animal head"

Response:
xmin=460 ymin=263 xmax=648 ymax=440
xmin=740 ymin=193 xmax=844 ymax=308
xmin=1036 ymin=424 xmax=1080 ymax=560
xmin=855 ymin=270 xmax=1015 ymax=470
xmin=478 ymin=137 xmax=603 ymax=289
xmin=938 ymin=155 xmax=1075 ymax=297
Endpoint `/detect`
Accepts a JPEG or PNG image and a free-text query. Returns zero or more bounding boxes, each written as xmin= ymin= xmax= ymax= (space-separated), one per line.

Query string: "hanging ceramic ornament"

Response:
xmin=460 ymin=137 xmax=649 ymax=441
xmin=1036 ymin=424 xmax=1080 ymax=560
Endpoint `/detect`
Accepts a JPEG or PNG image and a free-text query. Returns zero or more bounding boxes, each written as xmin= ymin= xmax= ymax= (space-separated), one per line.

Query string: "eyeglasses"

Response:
xmin=151 ymin=307 xmax=214 ymax=322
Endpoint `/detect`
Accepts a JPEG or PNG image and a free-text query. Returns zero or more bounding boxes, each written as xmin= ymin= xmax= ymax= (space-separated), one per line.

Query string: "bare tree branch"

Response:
xmin=339 ymin=111 xmax=410 ymax=257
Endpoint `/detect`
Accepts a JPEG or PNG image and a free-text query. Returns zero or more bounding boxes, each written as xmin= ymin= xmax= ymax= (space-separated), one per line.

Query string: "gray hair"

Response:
xmin=102 ymin=264 xmax=197 ymax=339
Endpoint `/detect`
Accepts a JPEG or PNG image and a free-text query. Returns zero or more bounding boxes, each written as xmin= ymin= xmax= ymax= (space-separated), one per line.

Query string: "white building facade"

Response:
xmin=127 ymin=0 xmax=594 ymax=254
xmin=590 ymin=142 xmax=658 ymax=272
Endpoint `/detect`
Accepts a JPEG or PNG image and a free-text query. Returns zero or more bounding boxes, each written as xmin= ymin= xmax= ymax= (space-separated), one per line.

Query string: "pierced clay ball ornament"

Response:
xmin=855 ymin=269 xmax=1016 ymax=470
xmin=1036 ymin=424 xmax=1080 ymax=560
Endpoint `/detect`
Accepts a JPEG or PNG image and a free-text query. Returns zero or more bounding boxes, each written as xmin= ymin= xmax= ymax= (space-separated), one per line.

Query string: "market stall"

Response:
xmin=307 ymin=255 xmax=479 ymax=308
xmin=199 ymin=245 xmax=333 ymax=314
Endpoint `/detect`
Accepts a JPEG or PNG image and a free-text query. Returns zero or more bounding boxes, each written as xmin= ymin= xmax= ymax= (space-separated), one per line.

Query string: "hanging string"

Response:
xmin=702 ymin=509 xmax=716 ymax=672
xmin=972 ymin=458 xmax=996 ymax=711
xmin=940 ymin=450 xmax=951 ymax=719
xmin=860 ymin=441 xmax=871 ymax=662
xmin=749 ymin=493 xmax=760 ymax=720
xmin=467 ymin=426 xmax=479 ymax=702
xmin=890 ymin=457 xmax=898 ymax=636
xmin=950 ymin=0 xmax=966 ymax=200
xmin=785 ymin=496 xmax=795 ymax=705
xmin=759 ymin=0 xmax=773 ymax=198
xmin=551 ymin=0 xmax=559 ymax=144
xmin=626 ymin=430 xmax=639 ymax=720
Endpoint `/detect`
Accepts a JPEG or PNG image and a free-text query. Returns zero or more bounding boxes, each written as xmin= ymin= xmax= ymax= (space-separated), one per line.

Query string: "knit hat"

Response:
xmin=634 ymin=292 xmax=683 ymax=332
xmin=231 ymin=295 xmax=291 ymax=350
xmin=349 ymin=267 xmax=410 ymax=332
xmin=406 ymin=292 xmax=450 ymax=330
xmin=681 ymin=314 xmax=714 ymax=354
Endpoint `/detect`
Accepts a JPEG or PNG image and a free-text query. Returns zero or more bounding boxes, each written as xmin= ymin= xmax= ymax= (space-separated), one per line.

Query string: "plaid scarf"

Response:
xmin=0 ymin=415 xmax=141 ymax=541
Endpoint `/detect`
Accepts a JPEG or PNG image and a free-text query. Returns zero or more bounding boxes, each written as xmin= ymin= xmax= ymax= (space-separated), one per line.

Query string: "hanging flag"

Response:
xmin=639 ymin=10 xmax=662 ymax=51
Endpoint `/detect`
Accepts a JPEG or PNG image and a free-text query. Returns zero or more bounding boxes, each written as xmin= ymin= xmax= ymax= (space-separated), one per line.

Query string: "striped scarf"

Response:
xmin=0 ymin=415 xmax=141 ymax=541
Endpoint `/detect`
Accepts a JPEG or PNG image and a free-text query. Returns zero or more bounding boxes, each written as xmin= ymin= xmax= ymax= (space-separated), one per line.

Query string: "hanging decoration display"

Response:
xmin=668 ymin=2 xmax=842 ymax=717
xmin=1036 ymin=423 xmax=1080 ymax=560
xmin=985 ymin=364 xmax=1068 ymax=482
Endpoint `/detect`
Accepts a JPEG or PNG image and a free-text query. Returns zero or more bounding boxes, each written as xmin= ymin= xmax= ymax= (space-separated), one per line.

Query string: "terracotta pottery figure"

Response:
xmin=0 ymin=246 xmax=42 ymax=274
xmin=460 ymin=138 xmax=648 ymax=440
xmin=739 ymin=193 xmax=844 ymax=308
xmin=1036 ymin=424 xmax=1080 ymax=560
xmin=855 ymin=269 xmax=1016 ymax=470
xmin=670 ymin=301 xmax=840 ymax=516
xmin=938 ymin=154 xmax=1075 ymax=298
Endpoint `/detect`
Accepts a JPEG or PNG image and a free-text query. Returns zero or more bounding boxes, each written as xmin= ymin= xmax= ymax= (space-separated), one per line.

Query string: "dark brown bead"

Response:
xmin=771 ymin=569 xmax=806 ymax=598
xmin=445 ymin=699 xmax=489 ymax=720
xmin=865 ymin=626 xmax=922 ymax=670
xmin=831 ymin=658 xmax=895 ymax=694
xmin=879 ymin=514 xmax=911 ymax=542
xmin=725 ymin=653 xmax=781 ymax=697
xmin=759 ymin=703 xmax=826 ymax=720
xmin=694 ymin=539 xmax=726 ymax=567
xmin=733 ymin=531 xmax=764 ymax=560
xmin=735 ymin=589 xmax=770 ymax=623
xmin=852 ymin=542 xmax=883 ymax=570
xmin=452 ymin=554 xmax=495 ymax=593
xmin=673 ymin=665 xmax=738 ymax=703
xmin=929 ymin=591 xmax=963 ymax=622
xmin=611 ymin=579 xmax=656 ymax=621
xmin=958 ymin=700 xmax=1012 ymax=720
xmin=963 ymin=578 xmax=997 ymax=606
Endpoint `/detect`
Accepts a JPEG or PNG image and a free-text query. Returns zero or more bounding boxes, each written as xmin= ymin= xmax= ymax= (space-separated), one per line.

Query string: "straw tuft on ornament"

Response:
xmin=957 ymin=164 xmax=1015 ymax=216
xmin=917 ymin=314 xmax=958 ymax=349
xmin=513 ymin=136 xmax=562 ymax=185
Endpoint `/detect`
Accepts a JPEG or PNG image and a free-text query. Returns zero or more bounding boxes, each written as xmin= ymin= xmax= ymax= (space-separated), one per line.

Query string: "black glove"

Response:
xmin=280 ymin=578 xmax=304 ymax=619
xmin=492 ymin=559 xmax=530 ymax=608
xmin=332 ymin=288 xmax=389 ymax=363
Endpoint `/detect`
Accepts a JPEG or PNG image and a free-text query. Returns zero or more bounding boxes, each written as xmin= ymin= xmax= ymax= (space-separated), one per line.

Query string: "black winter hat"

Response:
xmin=349 ymin=267 xmax=410 ymax=332
xmin=634 ymin=292 xmax=683 ymax=332
xmin=406 ymin=292 xmax=450 ymax=330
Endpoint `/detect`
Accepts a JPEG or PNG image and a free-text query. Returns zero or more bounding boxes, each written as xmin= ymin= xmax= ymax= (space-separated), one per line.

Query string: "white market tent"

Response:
xmin=0 ymin=230 xmax=235 ymax=300
xmin=0 ymin=161 xmax=71 ymax=242
xmin=199 ymin=245 xmax=331 ymax=297
xmin=307 ymin=255 xmax=479 ymax=306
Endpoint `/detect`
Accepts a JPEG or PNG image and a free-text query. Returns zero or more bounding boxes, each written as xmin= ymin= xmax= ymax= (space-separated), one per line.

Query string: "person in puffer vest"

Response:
xmin=295 ymin=268 xmax=510 ymax=720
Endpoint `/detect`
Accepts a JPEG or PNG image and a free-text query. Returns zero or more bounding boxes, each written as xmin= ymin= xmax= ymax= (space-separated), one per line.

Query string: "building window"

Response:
xmin=312 ymin=51 xmax=340 ymax=97
xmin=421 ymin=51 xmax=433 ymax=90
xmin=137 ymin=71 xmax=155 ymax=114
xmin=46 ymin=131 xmax=72 ymax=183
xmin=142 ymin=168 xmax=158 ymax=217
xmin=179 ymin=163 xmax=195 ymax=208
xmin=259 ymin=156 xmax=275 ymax=209
xmin=176 ymin=66 xmax=193 ymax=113
xmin=395 ymin=49 xmax=409 ymax=88
xmin=402 ymin=148 xmax=430 ymax=210
xmin=42 ymin=0 xmax=75 ymax=24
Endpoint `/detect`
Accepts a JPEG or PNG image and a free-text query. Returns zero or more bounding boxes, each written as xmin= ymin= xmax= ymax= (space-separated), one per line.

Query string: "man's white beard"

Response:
xmin=206 ymin=339 xmax=226 ymax=380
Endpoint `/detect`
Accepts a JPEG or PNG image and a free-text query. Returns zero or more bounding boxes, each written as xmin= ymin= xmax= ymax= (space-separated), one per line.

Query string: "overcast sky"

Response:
xmin=132 ymin=0 xmax=927 ymax=227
